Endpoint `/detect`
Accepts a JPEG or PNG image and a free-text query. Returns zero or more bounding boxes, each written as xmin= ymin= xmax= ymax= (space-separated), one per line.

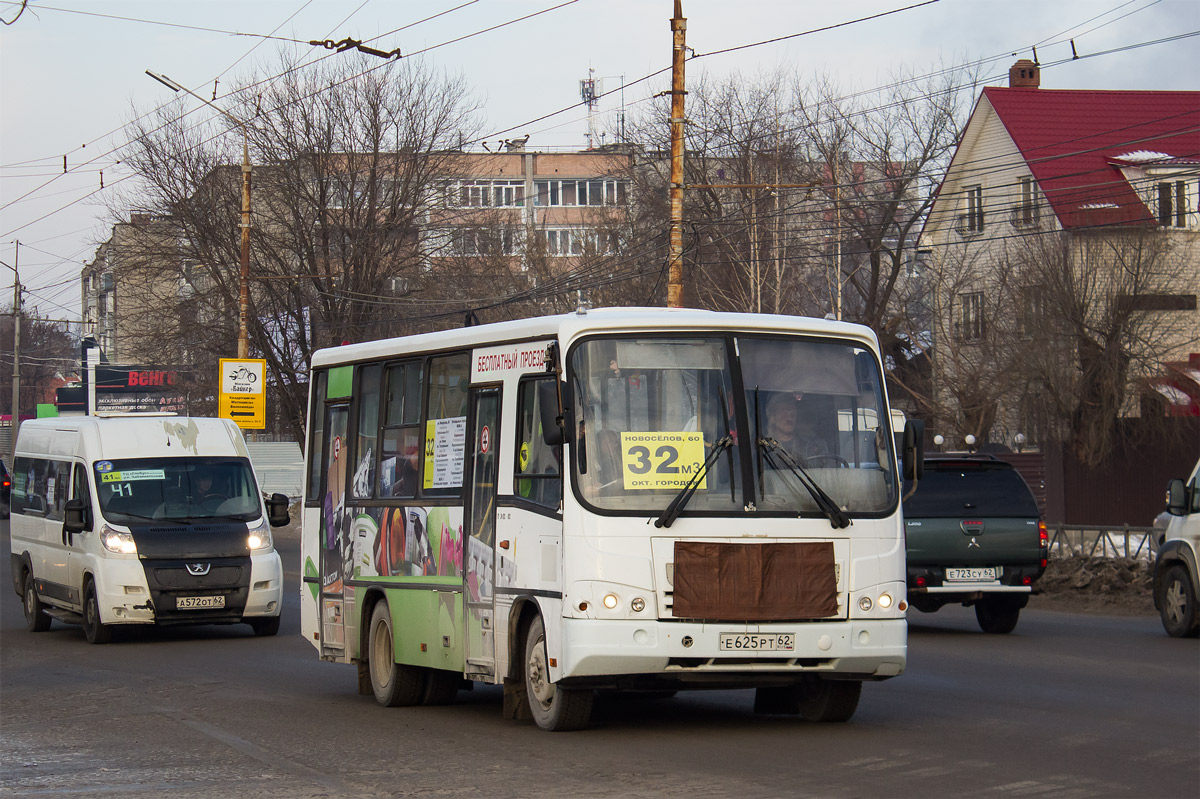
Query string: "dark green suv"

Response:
xmin=903 ymin=455 xmax=1048 ymax=633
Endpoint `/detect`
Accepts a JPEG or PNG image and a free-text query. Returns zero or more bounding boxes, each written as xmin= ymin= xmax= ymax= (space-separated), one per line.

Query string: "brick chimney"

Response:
xmin=1009 ymin=59 xmax=1040 ymax=88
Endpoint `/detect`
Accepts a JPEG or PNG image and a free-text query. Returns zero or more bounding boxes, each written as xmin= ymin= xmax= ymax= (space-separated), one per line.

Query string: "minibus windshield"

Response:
xmin=94 ymin=457 xmax=261 ymax=524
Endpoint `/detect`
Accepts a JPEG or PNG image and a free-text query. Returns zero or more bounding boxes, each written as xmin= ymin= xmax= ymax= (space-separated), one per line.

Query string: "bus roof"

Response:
xmin=310 ymin=307 xmax=880 ymax=368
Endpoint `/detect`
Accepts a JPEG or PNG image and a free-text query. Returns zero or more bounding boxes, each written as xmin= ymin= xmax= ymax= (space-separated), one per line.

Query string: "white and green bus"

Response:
xmin=300 ymin=308 xmax=922 ymax=730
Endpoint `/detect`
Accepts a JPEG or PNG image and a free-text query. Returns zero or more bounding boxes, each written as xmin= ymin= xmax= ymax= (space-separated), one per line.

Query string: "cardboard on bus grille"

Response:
xmin=671 ymin=541 xmax=838 ymax=620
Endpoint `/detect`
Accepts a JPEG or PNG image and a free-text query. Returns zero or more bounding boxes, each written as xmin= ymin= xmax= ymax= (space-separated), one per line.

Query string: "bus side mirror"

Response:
xmin=538 ymin=380 xmax=564 ymax=447
xmin=1166 ymin=479 xmax=1188 ymax=516
xmin=902 ymin=419 xmax=925 ymax=481
xmin=266 ymin=493 xmax=291 ymax=528
xmin=64 ymin=498 xmax=88 ymax=534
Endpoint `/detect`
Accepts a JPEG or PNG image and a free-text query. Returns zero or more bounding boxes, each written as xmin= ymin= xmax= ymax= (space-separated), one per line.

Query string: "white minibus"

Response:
xmin=9 ymin=414 xmax=289 ymax=643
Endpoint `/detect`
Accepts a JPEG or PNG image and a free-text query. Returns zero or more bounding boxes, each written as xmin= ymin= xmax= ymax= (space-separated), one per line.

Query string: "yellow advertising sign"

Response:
xmin=620 ymin=431 xmax=707 ymax=490
xmin=218 ymin=358 xmax=266 ymax=430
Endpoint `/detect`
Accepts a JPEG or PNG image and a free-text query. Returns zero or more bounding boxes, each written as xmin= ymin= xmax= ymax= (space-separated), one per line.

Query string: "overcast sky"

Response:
xmin=2 ymin=0 xmax=1197 ymax=327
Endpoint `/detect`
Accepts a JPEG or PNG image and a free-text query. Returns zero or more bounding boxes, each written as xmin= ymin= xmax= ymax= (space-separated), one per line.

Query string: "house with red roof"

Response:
xmin=919 ymin=61 xmax=1199 ymax=450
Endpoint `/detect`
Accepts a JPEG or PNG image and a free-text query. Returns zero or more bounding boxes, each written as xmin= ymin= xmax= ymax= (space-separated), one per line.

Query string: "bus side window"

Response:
xmin=423 ymin=352 xmax=470 ymax=495
xmin=515 ymin=378 xmax=562 ymax=509
xmin=379 ymin=361 xmax=424 ymax=498
xmin=306 ymin=370 xmax=328 ymax=504
xmin=352 ymin=364 xmax=382 ymax=499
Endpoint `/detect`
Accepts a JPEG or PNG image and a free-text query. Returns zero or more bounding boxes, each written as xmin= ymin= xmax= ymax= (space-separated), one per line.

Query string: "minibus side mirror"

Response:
xmin=1165 ymin=479 xmax=1188 ymax=516
xmin=538 ymin=380 xmax=564 ymax=447
xmin=902 ymin=419 xmax=925 ymax=481
xmin=266 ymin=493 xmax=291 ymax=528
xmin=64 ymin=498 xmax=88 ymax=534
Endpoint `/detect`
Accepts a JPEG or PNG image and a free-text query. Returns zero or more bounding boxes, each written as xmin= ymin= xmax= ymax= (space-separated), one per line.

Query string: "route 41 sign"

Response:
xmin=218 ymin=358 xmax=266 ymax=429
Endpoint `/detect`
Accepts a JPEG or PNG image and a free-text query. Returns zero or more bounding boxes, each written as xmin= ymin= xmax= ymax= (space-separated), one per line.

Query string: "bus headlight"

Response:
xmin=858 ymin=596 xmax=873 ymax=612
xmin=602 ymin=593 xmax=619 ymax=610
xmin=247 ymin=520 xmax=273 ymax=551
xmin=100 ymin=526 xmax=137 ymax=555
xmin=878 ymin=593 xmax=893 ymax=610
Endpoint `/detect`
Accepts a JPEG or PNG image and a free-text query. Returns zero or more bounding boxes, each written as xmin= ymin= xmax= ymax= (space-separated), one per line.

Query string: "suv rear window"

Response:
xmin=903 ymin=461 xmax=1039 ymax=518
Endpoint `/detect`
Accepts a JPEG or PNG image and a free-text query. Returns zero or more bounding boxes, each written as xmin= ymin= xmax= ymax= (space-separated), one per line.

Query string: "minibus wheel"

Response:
xmin=1159 ymin=564 xmax=1199 ymax=638
xmin=367 ymin=602 xmax=425 ymax=706
xmin=249 ymin=615 xmax=281 ymax=637
xmin=523 ymin=615 xmax=593 ymax=731
xmin=82 ymin=580 xmax=113 ymax=645
xmin=22 ymin=573 xmax=52 ymax=633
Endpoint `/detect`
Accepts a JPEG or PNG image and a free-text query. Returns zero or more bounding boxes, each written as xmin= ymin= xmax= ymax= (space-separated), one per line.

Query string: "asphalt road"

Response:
xmin=2 ymin=518 xmax=1197 ymax=799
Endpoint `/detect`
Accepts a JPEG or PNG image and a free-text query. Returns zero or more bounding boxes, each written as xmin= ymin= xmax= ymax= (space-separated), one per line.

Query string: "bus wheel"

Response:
xmin=523 ymin=615 xmax=593 ymax=731
xmin=367 ymin=602 xmax=425 ymax=707
xmin=422 ymin=669 xmax=461 ymax=705
xmin=795 ymin=676 xmax=861 ymax=723
xmin=82 ymin=580 xmax=112 ymax=645
xmin=23 ymin=573 xmax=52 ymax=633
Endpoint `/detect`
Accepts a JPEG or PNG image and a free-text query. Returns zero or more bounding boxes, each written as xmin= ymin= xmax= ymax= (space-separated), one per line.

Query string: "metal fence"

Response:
xmin=1047 ymin=524 xmax=1160 ymax=561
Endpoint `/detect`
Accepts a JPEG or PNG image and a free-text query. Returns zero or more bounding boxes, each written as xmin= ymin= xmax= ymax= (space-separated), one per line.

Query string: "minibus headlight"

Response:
xmin=247 ymin=520 xmax=273 ymax=551
xmin=100 ymin=526 xmax=137 ymax=555
xmin=878 ymin=593 xmax=893 ymax=610
xmin=602 ymin=593 xmax=619 ymax=610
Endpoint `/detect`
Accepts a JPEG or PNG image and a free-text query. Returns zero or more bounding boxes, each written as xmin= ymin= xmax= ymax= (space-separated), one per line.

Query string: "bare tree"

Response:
xmin=117 ymin=55 xmax=478 ymax=439
xmin=0 ymin=307 xmax=77 ymax=418
xmin=997 ymin=227 xmax=1195 ymax=464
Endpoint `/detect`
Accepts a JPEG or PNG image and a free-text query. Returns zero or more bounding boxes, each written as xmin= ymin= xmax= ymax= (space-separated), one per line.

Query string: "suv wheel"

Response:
xmin=975 ymin=596 xmax=1020 ymax=634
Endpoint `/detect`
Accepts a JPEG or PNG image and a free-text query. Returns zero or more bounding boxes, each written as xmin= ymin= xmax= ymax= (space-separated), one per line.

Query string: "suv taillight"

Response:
xmin=1039 ymin=520 xmax=1049 ymax=568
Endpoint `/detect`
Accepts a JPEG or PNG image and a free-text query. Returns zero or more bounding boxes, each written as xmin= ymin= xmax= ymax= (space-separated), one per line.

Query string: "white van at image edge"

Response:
xmin=8 ymin=414 xmax=290 ymax=643
xmin=1154 ymin=457 xmax=1200 ymax=638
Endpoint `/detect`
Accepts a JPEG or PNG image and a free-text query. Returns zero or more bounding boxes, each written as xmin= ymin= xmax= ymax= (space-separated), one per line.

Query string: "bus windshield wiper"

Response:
xmin=757 ymin=437 xmax=851 ymax=529
xmin=654 ymin=436 xmax=733 ymax=529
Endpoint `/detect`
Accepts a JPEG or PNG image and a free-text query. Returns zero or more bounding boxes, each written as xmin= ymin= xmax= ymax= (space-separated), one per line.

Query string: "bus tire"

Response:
xmin=23 ymin=573 xmax=52 ymax=633
xmin=795 ymin=677 xmax=861 ymax=723
xmin=523 ymin=615 xmax=593 ymax=731
xmin=82 ymin=579 xmax=113 ymax=645
xmin=422 ymin=669 xmax=460 ymax=705
xmin=367 ymin=602 xmax=425 ymax=707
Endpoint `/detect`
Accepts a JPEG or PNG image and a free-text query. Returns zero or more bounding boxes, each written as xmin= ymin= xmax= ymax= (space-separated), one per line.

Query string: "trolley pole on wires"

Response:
xmin=666 ymin=0 xmax=687 ymax=308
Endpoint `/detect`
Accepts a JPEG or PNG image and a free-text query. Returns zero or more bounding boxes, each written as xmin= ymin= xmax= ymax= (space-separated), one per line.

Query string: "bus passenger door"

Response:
xmin=319 ymin=403 xmax=350 ymax=656
xmin=464 ymin=386 xmax=500 ymax=679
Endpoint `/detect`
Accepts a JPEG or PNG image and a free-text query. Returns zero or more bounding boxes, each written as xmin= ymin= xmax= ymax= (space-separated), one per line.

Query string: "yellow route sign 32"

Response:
xmin=620 ymin=431 xmax=707 ymax=490
xmin=219 ymin=358 xmax=266 ymax=430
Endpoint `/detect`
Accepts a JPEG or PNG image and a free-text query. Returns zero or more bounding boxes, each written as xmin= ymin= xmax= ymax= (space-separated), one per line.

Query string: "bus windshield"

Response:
xmin=570 ymin=334 xmax=897 ymax=516
xmin=94 ymin=457 xmax=261 ymax=524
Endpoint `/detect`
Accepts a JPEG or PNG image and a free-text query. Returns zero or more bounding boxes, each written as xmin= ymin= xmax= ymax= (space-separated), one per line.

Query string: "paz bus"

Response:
xmin=300 ymin=307 xmax=922 ymax=730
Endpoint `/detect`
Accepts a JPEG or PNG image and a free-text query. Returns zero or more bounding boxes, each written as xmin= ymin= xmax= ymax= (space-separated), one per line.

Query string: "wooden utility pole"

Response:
xmin=666 ymin=0 xmax=687 ymax=308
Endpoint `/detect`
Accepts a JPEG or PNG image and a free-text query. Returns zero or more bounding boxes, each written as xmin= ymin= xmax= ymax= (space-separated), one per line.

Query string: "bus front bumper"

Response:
xmin=557 ymin=617 xmax=906 ymax=683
